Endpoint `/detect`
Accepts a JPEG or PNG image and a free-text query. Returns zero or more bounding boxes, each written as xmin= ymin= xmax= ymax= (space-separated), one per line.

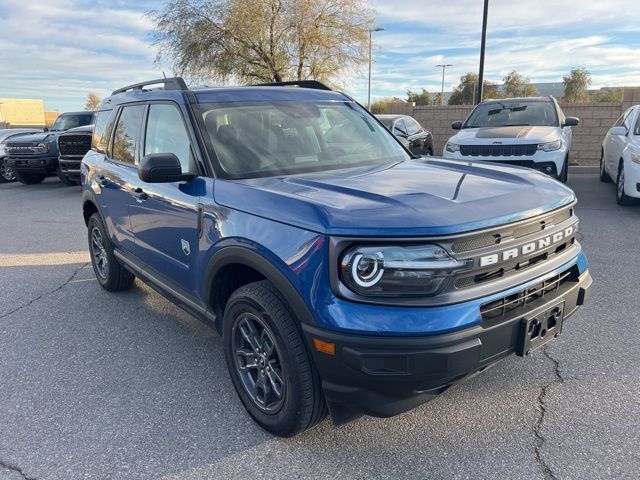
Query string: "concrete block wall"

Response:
xmin=385 ymin=87 xmax=640 ymax=165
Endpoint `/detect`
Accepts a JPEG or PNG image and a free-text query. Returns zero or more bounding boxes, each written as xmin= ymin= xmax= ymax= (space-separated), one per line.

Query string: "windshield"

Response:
xmin=199 ymin=101 xmax=409 ymax=178
xmin=464 ymin=101 xmax=559 ymax=128
xmin=51 ymin=113 xmax=94 ymax=132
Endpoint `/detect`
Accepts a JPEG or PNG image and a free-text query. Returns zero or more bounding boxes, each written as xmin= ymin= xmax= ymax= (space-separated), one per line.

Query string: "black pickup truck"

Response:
xmin=57 ymin=124 xmax=94 ymax=185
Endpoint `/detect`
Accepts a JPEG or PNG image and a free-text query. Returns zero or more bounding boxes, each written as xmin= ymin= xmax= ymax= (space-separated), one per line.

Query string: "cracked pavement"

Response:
xmin=1 ymin=175 xmax=639 ymax=479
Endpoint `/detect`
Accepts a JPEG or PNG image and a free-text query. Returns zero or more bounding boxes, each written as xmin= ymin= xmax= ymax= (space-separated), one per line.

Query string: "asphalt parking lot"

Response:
xmin=1 ymin=172 xmax=639 ymax=480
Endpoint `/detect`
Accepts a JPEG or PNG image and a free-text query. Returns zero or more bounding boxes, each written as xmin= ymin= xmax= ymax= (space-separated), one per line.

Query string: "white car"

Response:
xmin=442 ymin=97 xmax=579 ymax=182
xmin=600 ymin=105 xmax=640 ymax=205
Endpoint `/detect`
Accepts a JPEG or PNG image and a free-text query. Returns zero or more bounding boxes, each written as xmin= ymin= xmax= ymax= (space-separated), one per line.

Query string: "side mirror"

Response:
xmin=563 ymin=117 xmax=579 ymax=127
xmin=609 ymin=126 xmax=628 ymax=137
xmin=451 ymin=121 xmax=463 ymax=130
xmin=138 ymin=153 xmax=195 ymax=183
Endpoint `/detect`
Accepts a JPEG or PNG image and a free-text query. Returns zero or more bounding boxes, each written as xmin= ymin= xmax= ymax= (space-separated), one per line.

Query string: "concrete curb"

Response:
xmin=569 ymin=165 xmax=599 ymax=174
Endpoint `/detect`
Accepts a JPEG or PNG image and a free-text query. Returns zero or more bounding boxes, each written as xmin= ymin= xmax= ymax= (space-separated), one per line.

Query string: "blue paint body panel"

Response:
xmin=81 ymin=84 xmax=589 ymax=336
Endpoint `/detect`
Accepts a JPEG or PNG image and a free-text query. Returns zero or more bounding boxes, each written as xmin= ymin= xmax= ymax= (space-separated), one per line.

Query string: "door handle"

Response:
xmin=131 ymin=187 xmax=148 ymax=201
xmin=97 ymin=175 xmax=110 ymax=187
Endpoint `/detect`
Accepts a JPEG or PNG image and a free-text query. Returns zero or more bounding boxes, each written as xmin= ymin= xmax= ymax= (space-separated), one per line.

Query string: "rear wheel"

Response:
xmin=616 ymin=162 xmax=635 ymax=206
xmin=599 ymin=150 xmax=612 ymax=183
xmin=15 ymin=170 xmax=45 ymax=185
xmin=222 ymin=280 xmax=326 ymax=437
xmin=87 ymin=213 xmax=135 ymax=291
xmin=0 ymin=158 xmax=16 ymax=183
xmin=57 ymin=167 xmax=78 ymax=186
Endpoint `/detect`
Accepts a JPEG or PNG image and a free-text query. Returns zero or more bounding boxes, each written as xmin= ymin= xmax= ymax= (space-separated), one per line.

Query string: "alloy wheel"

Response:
xmin=232 ymin=313 xmax=286 ymax=413
xmin=91 ymin=227 xmax=109 ymax=279
xmin=0 ymin=160 xmax=16 ymax=181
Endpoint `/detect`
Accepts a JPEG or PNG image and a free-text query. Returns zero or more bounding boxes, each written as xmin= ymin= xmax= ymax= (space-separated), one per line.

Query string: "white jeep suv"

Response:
xmin=443 ymin=97 xmax=579 ymax=182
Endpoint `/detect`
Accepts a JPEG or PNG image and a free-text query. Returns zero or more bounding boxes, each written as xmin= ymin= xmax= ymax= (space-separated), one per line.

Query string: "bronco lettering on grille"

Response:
xmin=479 ymin=226 xmax=575 ymax=267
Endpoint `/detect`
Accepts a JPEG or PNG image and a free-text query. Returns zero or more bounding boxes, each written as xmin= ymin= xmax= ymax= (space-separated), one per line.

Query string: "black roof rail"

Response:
xmin=253 ymin=80 xmax=332 ymax=91
xmin=112 ymin=77 xmax=188 ymax=96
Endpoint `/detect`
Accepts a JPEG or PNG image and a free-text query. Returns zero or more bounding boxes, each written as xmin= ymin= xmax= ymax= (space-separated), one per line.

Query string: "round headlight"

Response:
xmin=352 ymin=252 xmax=384 ymax=287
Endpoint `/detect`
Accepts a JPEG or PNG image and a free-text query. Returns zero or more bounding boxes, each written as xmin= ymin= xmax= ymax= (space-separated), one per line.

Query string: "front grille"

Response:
xmin=460 ymin=144 xmax=538 ymax=157
xmin=479 ymin=266 xmax=578 ymax=326
xmin=452 ymin=207 xmax=572 ymax=254
xmin=6 ymin=144 xmax=37 ymax=155
xmin=58 ymin=134 xmax=92 ymax=157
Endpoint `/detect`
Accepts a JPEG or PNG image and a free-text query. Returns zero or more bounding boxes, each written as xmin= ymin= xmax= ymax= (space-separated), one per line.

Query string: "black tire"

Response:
xmin=57 ymin=167 xmax=78 ymax=186
xmin=87 ymin=213 xmax=135 ymax=291
xmin=422 ymin=147 xmax=433 ymax=157
xmin=14 ymin=170 xmax=46 ymax=185
xmin=599 ymin=150 xmax=612 ymax=183
xmin=558 ymin=156 xmax=568 ymax=183
xmin=0 ymin=158 xmax=16 ymax=183
xmin=616 ymin=162 xmax=635 ymax=206
xmin=222 ymin=280 xmax=326 ymax=437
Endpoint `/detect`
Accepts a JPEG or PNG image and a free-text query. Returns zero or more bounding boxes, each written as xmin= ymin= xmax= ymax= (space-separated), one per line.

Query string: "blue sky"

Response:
xmin=1 ymin=0 xmax=639 ymax=112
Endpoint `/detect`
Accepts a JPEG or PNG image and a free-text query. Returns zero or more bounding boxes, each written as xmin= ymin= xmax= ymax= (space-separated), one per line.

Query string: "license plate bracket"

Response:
xmin=516 ymin=301 xmax=565 ymax=357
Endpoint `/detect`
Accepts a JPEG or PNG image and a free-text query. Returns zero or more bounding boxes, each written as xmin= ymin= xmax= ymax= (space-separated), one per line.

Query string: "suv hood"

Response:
xmin=451 ymin=126 xmax=559 ymax=145
xmin=215 ymin=159 xmax=575 ymax=236
xmin=5 ymin=131 xmax=58 ymax=145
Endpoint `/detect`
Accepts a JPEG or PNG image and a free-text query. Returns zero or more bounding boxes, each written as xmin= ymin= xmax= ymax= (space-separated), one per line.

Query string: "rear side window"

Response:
xmin=144 ymin=104 xmax=192 ymax=173
xmin=92 ymin=109 xmax=115 ymax=153
xmin=111 ymin=105 xmax=145 ymax=165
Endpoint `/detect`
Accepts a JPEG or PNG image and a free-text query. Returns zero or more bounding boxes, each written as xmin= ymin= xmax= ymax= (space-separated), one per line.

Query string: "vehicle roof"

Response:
xmin=480 ymin=97 xmax=554 ymax=104
xmin=375 ymin=114 xmax=406 ymax=120
xmin=59 ymin=124 xmax=94 ymax=134
xmin=59 ymin=111 xmax=95 ymax=115
xmin=101 ymin=85 xmax=349 ymax=109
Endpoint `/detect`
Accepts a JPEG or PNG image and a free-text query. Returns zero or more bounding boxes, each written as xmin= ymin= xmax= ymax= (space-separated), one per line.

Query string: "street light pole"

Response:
xmin=476 ymin=0 xmax=489 ymax=104
xmin=436 ymin=64 xmax=453 ymax=106
xmin=367 ymin=27 xmax=385 ymax=110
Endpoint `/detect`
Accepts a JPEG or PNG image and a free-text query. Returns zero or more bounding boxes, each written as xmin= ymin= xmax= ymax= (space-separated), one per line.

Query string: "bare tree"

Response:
xmin=85 ymin=92 xmax=101 ymax=111
xmin=148 ymin=0 xmax=373 ymax=85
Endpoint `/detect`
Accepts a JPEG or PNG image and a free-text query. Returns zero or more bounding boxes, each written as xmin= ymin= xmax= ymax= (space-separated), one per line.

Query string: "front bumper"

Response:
xmin=58 ymin=157 xmax=82 ymax=179
xmin=443 ymin=148 xmax=566 ymax=178
xmin=7 ymin=155 xmax=58 ymax=175
xmin=303 ymin=268 xmax=592 ymax=423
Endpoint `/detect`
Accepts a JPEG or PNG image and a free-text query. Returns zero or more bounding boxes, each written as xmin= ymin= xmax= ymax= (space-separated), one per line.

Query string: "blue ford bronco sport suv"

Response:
xmin=81 ymin=78 xmax=592 ymax=437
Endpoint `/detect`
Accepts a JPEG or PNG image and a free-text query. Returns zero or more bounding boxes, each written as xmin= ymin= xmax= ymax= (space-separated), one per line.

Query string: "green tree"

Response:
xmin=85 ymin=92 xmax=101 ymax=111
xmin=406 ymin=88 xmax=432 ymax=106
xmin=370 ymin=98 xmax=390 ymax=114
xmin=448 ymin=73 xmax=500 ymax=105
xmin=562 ymin=67 xmax=592 ymax=103
xmin=594 ymin=87 xmax=622 ymax=102
xmin=149 ymin=0 xmax=373 ymax=85
xmin=502 ymin=70 xmax=538 ymax=98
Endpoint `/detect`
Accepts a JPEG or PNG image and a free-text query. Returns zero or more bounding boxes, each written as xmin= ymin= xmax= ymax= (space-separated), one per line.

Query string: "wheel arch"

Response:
xmin=204 ymin=246 xmax=317 ymax=333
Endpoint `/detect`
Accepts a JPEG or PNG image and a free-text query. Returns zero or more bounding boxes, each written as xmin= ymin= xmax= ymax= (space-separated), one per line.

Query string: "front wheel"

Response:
xmin=14 ymin=170 xmax=45 ymax=185
xmin=0 ymin=158 xmax=16 ymax=183
xmin=616 ymin=162 xmax=635 ymax=206
xmin=222 ymin=280 xmax=326 ymax=437
xmin=87 ymin=213 xmax=135 ymax=291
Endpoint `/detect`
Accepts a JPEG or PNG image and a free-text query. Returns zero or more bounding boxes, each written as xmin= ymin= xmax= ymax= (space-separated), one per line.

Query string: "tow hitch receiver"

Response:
xmin=516 ymin=302 xmax=565 ymax=356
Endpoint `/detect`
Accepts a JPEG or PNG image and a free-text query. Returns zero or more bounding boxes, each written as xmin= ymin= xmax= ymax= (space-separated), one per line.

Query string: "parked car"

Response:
xmin=5 ymin=111 xmax=94 ymax=184
xmin=57 ymin=124 xmax=94 ymax=185
xmin=600 ymin=105 xmax=640 ymax=205
xmin=0 ymin=128 xmax=43 ymax=183
xmin=443 ymin=97 xmax=579 ymax=182
xmin=82 ymin=78 xmax=591 ymax=437
xmin=376 ymin=114 xmax=433 ymax=156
